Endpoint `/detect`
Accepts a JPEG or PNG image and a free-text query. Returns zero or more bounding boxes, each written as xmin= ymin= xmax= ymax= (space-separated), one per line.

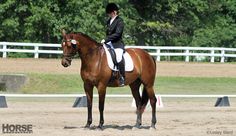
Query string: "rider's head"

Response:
xmin=106 ymin=3 xmax=119 ymax=17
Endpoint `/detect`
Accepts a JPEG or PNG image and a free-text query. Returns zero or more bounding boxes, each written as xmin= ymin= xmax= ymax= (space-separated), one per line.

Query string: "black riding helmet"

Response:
xmin=106 ymin=3 xmax=119 ymax=14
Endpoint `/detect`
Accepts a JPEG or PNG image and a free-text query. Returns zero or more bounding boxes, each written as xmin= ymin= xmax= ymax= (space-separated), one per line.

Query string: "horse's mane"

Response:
xmin=74 ymin=32 xmax=100 ymax=45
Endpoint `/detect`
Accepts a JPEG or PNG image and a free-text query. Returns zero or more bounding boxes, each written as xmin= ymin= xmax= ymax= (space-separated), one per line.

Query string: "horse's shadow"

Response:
xmin=64 ymin=125 xmax=150 ymax=130
xmin=102 ymin=125 xmax=150 ymax=130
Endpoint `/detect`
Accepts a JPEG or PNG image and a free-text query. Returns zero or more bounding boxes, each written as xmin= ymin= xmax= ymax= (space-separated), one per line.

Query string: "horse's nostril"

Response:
xmin=61 ymin=58 xmax=71 ymax=67
xmin=62 ymin=63 xmax=69 ymax=67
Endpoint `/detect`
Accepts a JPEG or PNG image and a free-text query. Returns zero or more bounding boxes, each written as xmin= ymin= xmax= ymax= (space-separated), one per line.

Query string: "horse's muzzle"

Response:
xmin=61 ymin=57 xmax=72 ymax=67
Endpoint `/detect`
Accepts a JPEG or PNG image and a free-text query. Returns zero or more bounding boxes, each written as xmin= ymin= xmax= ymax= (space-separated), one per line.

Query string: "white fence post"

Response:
xmin=185 ymin=49 xmax=189 ymax=62
xmin=210 ymin=50 xmax=215 ymax=63
xmin=34 ymin=46 xmax=39 ymax=58
xmin=156 ymin=48 xmax=160 ymax=61
xmin=221 ymin=50 xmax=225 ymax=63
xmin=3 ymin=43 xmax=7 ymax=58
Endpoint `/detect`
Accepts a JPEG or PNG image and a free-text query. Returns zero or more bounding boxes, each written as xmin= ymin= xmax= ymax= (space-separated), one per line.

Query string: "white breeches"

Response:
xmin=114 ymin=48 xmax=124 ymax=63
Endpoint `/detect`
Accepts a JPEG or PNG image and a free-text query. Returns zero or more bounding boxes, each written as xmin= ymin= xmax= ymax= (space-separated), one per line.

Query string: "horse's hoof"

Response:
xmin=132 ymin=127 xmax=137 ymax=130
xmin=132 ymin=125 xmax=141 ymax=130
xmin=149 ymin=126 xmax=156 ymax=130
xmin=150 ymin=124 xmax=156 ymax=130
xmin=84 ymin=124 xmax=91 ymax=129
xmin=96 ymin=125 xmax=104 ymax=131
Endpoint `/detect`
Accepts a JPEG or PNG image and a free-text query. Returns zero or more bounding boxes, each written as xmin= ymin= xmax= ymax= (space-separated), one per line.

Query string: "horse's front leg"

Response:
xmin=97 ymin=83 xmax=107 ymax=130
xmin=84 ymin=82 xmax=94 ymax=128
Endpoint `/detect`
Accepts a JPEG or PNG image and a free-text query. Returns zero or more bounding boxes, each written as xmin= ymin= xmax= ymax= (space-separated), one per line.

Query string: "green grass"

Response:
xmin=17 ymin=73 xmax=236 ymax=95
xmin=156 ymin=77 xmax=236 ymax=94
xmin=21 ymin=73 xmax=84 ymax=94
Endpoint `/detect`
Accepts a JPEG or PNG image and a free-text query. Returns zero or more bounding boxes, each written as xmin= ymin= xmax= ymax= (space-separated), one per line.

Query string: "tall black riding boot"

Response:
xmin=118 ymin=59 xmax=125 ymax=86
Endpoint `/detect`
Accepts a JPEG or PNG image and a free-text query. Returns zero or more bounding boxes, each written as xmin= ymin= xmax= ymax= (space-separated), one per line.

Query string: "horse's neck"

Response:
xmin=77 ymin=34 xmax=104 ymax=72
xmin=80 ymin=45 xmax=104 ymax=72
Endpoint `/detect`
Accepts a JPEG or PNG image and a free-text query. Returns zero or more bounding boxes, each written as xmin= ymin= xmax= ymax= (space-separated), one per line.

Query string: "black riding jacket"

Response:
xmin=105 ymin=16 xmax=125 ymax=49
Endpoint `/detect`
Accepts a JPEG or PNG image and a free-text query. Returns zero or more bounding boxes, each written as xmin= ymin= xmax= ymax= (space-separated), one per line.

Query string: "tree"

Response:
xmin=0 ymin=0 xmax=31 ymax=42
xmin=129 ymin=0 xmax=236 ymax=48
xmin=191 ymin=0 xmax=236 ymax=48
xmin=0 ymin=0 xmax=235 ymax=49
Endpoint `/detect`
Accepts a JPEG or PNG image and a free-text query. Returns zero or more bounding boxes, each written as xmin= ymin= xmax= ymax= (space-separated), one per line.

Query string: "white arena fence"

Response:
xmin=0 ymin=94 xmax=235 ymax=108
xmin=1 ymin=94 xmax=236 ymax=108
xmin=2 ymin=94 xmax=236 ymax=98
xmin=0 ymin=42 xmax=236 ymax=62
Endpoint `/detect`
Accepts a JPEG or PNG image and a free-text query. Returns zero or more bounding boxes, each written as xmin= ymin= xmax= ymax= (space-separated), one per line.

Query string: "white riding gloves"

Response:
xmin=101 ymin=39 xmax=105 ymax=44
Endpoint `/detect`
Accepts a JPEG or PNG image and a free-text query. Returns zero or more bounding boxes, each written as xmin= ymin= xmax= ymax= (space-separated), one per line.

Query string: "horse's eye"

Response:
xmin=72 ymin=44 xmax=77 ymax=49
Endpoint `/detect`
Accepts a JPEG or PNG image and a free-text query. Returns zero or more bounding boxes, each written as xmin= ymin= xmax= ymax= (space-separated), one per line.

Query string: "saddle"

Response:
xmin=103 ymin=43 xmax=134 ymax=84
xmin=103 ymin=44 xmax=134 ymax=72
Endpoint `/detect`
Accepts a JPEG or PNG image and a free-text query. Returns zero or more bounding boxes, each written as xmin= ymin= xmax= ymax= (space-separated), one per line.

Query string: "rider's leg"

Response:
xmin=115 ymin=48 xmax=125 ymax=86
xmin=114 ymin=48 xmax=123 ymax=63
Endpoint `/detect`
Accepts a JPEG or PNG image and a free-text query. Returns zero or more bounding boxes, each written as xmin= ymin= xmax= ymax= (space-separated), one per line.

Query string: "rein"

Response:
xmin=82 ymin=45 xmax=103 ymax=58
xmin=62 ymin=43 xmax=103 ymax=59
xmin=62 ymin=33 xmax=103 ymax=60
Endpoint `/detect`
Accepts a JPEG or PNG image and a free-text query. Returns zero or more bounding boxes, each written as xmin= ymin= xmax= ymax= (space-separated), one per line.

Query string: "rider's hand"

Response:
xmin=101 ymin=39 xmax=105 ymax=44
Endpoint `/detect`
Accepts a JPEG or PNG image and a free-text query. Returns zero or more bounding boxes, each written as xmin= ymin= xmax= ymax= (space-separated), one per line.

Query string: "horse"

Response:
xmin=61 ymin=30 xmax=157 ymax=129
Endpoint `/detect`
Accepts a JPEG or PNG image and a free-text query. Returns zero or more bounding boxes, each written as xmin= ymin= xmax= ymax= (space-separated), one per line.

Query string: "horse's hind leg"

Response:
xmin=129 ymin=79 xmax=142 ymax=128
xmin=145 ymin=86 xmax=157 ymax=129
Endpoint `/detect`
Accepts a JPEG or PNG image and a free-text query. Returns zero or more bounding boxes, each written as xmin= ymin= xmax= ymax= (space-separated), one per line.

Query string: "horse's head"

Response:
xmin=61 ymin=30 xmax=80 ymax=67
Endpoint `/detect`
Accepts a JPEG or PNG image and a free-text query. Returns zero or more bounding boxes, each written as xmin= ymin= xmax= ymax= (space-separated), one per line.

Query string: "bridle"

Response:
xmin=62 ymin=38 xmax=103 ymax=59
xmin=62 ymin=39 xmax=78 ymax=59
xmin=62 ymin=39 xmax=78 ymax=49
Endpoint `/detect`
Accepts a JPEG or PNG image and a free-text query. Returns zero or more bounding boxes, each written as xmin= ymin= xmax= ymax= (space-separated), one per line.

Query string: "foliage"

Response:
xmin=0 ymin=0 xmax=235 ymax=48
xmin=129 ymin=0 xmax=236 ymax=47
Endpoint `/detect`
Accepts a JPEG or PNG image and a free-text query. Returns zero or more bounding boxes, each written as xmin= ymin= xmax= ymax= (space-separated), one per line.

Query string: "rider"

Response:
xmin=101 ymin=3 xmax=125 ymax=86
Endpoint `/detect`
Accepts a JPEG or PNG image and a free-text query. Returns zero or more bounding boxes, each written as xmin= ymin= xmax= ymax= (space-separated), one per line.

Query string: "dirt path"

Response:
xmin=1 ymin=58 xmax=236 ymax=77
xmin=0 ymin=98 xmax=235 ymax=136
xmin=1 ymin=58 xmax=236 ymax=135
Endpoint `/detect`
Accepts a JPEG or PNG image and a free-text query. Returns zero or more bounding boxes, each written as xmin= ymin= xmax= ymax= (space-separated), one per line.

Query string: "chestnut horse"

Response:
xmin=61 ymin=30 xmax=157 ymax=129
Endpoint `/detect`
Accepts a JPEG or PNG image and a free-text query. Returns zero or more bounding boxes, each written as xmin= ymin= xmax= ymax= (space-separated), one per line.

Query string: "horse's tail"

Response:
xmin=140 ymin=57 xmax=156 ymax=113
xmin=152 ymin=56 xmax=156 ymax=72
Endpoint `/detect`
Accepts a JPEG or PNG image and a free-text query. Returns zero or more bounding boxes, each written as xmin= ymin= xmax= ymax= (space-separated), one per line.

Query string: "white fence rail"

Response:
xmin=0 ymin=42 xmax=236 ymax=62
xmin=0 ymin=42 xmax=62 ymax=59
xmin=127 ymin=46 xmax=236 ymax=62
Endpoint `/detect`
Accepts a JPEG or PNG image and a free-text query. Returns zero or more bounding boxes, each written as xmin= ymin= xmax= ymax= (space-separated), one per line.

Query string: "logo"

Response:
xmin=2 ymin=124 xmax=33 ymax=134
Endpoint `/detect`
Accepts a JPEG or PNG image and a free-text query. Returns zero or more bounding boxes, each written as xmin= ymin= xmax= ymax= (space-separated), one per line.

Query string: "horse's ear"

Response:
xmin=61 ymin=29 xmax=66 ymax=37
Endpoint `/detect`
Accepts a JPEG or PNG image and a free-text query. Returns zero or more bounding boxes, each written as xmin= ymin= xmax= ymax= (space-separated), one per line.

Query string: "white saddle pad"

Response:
xmin=103 ymin=44 xmax=134 ymax=71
